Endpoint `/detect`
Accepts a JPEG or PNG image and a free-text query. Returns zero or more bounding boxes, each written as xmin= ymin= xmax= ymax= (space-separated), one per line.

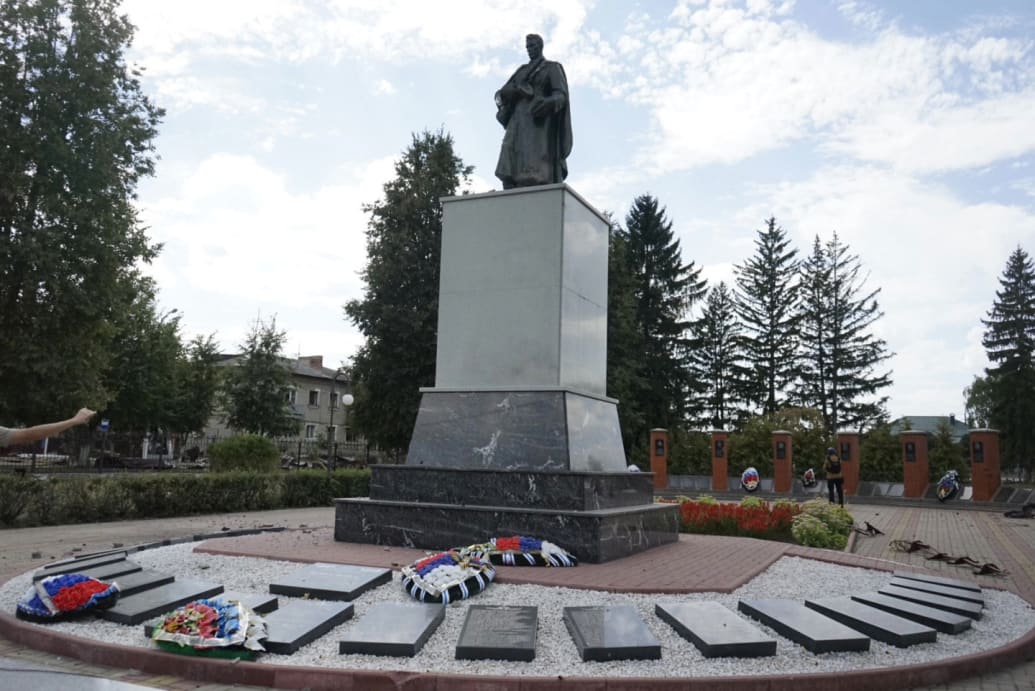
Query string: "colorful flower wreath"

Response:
xmin=16 ymin=573 xmax=120 ymax=622
xmin=466 ymin=536 xmax=578 ymax=567
xmin=401 ymin=550 xmax=496 ymax=604
xmin=151 ymin=598 xmax=267 ymax=660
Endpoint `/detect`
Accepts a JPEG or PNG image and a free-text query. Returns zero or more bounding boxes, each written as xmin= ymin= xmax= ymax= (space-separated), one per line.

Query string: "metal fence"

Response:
xmin=0 ymin=430 xmax=375 ymax=475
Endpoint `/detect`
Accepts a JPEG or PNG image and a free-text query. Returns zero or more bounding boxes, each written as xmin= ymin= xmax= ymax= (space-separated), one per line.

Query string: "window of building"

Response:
xmin=327 ymin=425 xmax=337 ymax=442
xmin=304 ymin=423 xmax=317 ymax=439
xmin=285 ymin=388 xmax=297 ymax=405
xmin=330 ymin=391 xmax=339 ymax=409
xmin=308 ymin=389 xmax=320 ymax=407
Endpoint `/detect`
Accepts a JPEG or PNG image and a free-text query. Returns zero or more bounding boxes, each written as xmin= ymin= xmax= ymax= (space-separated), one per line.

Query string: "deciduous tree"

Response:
xmin=222 ymin=317 xmax=298 ymax=437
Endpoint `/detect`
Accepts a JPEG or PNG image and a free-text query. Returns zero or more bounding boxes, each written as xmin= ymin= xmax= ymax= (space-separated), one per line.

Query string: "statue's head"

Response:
xmin=526 ymin=34 xmax=544 ymax=60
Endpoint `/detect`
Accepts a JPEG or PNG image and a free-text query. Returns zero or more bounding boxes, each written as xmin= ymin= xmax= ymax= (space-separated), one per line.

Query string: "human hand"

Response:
xmin=531 ymin=97 xmax=551 ymax=118
xmin=72 ymin=408 xmax=96 ymax=426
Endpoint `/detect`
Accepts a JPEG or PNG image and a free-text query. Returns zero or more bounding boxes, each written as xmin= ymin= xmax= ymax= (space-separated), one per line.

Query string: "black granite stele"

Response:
xmin=369 ymin=465 xmax=653 ymax=511
xmin=737 ymin=599 xmax=870 ymax=654
xmin=75 ymin=560 xmax=143 ymax=582
xmin=335 ymin=497 xmax=678 ymax=563
xmin=110 ymin=569 xmax=175 ymax=597
xmin=878 ymin=585 xmax=983 ymax=620
xmin=263 ymin=601 xmax=354 ymax=655
xmin=850 ymin=593 xmax=971 ymax=634
xmin=655 ymin=602 xmax=776 ymax=658
xmin=893 ymin=571 xmax=981 ymax=592
xmin=455 ymin=605 xmax=538 ymax=662
xmin=34 ymin=552 xmax=129 ymax=581
xmin=143 ymin=591 xmax=280 ymax=637
xmin=269 ymin=563 xmax=392 ymax=601
xmin=562 ymin=605 xmax=661 ymax=662
xmin=888 ymin=577 xmax=985 ymax=605
xmin=804 ymin=597 xmax=938 ymax=648
xmin=339 ymin=603 xmax=445 ymax=657
xmin=100 ymin=580 xmax=224 ymax=625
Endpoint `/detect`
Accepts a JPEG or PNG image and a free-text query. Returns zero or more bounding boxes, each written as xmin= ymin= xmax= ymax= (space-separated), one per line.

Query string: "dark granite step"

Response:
xmin=893 ymin=570 xmax=981 ymax=592
xmin=562 ymin=605 xmax=661 ymax=662
xmin=889 ymin=577 xmax=984 ymax=605
xmin=263 ymin=600 xmax=354 ymax=654
xmin=850 ymin=593 xmax=971 ymax=634
xmin=804 ymin=597 xmax=938 ymax=647
xmin=737 ymin=599 xmax=870 ymax=654
xmin=100 ymin=579 xmax=224 ymax=625
xmin=74 ymin=560 xmax=143 ymax=582
xmin=455 ymin=605 xmax=538 ymax=662
xmin=111 ymin=569 xmax=175 ymax=597
xmin=878 ymin=585 xmax=983 ymax=620
xmin=269 ymin=563 xmax=392 ymax=601
xmin=142 ymin=592 xmax=280 ymax=637
xmin=656 ymin=601 xmax=775 ymax=658
xmin=339 ymin=602 xmax=445 ymax=657
xmin=33 ymin=552 xmax=129 ymax=581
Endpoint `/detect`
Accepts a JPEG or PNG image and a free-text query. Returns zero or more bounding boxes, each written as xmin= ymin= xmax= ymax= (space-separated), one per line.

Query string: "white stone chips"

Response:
xmin=1 ymin=544 xmax=1031 ymax=679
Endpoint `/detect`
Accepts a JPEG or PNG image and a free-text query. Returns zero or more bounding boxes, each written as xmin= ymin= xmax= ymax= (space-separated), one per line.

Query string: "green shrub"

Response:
xmin=695 ymin=494 xmax=718 ymax=505
xmin=791 ymin=498 xmax=853 ymax=550
xmin=740 ymin=495 xmax=763 ymax=509
xmin=0 ymin=475 xmax=37 ymax=525
xmin=208 ymin=435 xmax=280 ymax=473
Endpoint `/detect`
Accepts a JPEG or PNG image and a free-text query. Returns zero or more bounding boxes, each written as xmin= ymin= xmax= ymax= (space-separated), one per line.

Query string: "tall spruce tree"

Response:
xmin=344 ymin=131 xmax=472 ymax=456
xmin=795 ymin=232 xmax=891 ymax=431
xmin=734 ymin=217 xmax=799 ymax=416
xmin=616 ymin=195 xmax=706 ymax=452
xmin=981 ymin=247 xmax=1035 ymax=479
xmin=0 ymin=0 xmax=162 ymax=423
xmin=688 ymin=282 xmax=745 ymax=429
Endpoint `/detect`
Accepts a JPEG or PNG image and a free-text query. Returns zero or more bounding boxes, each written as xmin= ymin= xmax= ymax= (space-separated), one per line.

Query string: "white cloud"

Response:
xmin=375 ymin=79 xmax=396 ymax=95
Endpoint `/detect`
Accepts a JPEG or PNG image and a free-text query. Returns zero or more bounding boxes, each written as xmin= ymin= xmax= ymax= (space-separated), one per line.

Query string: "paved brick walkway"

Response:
xmin=0 ymin=502 xmax=1033 ymax=690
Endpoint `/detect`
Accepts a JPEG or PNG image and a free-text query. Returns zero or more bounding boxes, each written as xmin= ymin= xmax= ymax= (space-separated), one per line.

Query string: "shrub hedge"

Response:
xmin=208 ymin=435 xmax=281 ymax=473
xmin=0 ymin=469 xmax=370 ymax=527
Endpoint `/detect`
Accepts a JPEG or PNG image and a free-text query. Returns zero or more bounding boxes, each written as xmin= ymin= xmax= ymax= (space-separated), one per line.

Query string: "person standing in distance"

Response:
xmin=823 ymin=446 xmax=844 ymax=507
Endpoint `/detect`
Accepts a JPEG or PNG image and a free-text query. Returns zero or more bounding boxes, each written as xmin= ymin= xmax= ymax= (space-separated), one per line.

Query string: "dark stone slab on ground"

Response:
xmin=804 ymin=597 xmax=938 ymax=648
xmin=100 ymin=579 xmax=224 ymax=625
xmin=34 ymin=552 xmax=129 ymax=581
xmin=335 ymin=498 xmax=679 ymax=563
xmin=737 ymin=599 xmax=870 ymax=654
xmin=74 ymin=560 xmax=143 ymax=582
xmin=111 ymin=569 xmax=175 ymax=597
xmin=263 ymin=600 xmax=354 ymax=655
xmin=192 ymin=526 xmax=287 ymax=541
xmin=893 ymin=570 xmax=981 ymax=592
xmin=269 ymin=563 xmax=392 ymax=601
xmin=369 ymin=465 xmax=653 ymax=511
xmin=45 ymin=548 xmax=131 ymax=567
xmin=455 ymin=605 xmax=538 ymax=662
xmin=878 ymin=585 xmax=983 ymax=620
xmin=339 ymin=602 xmax=445 ymax=657
xmin=656 ymin=601 xmax=775 ymax=658
xmin=142 ymin=591 xmax=280 ymax=637
xmin=562 ymin=605 xmax=661 ymax=662
xmin=889 ymin=577 xmax=985 ymax=605
xmin=851 ymin=593 xmax=971 ymax=634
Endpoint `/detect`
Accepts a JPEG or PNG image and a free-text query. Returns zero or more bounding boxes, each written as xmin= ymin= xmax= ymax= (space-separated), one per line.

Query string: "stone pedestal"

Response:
xmin=649 ymin=428 xmax=669 ymax=489
xmin=773 ymin=431 xmax=793 ymax=493
xmin=711 ymin=431 xmax=729 ymax=491
xmin=335 ymin=184 xmax=678 ymax=562
xmin=900 ymin=431 xmax=929 ymax=498
xmin=968 ymin=429 xmax=1000 ymax=502
xmin=837 ymin=432 xmax=861 ymax=496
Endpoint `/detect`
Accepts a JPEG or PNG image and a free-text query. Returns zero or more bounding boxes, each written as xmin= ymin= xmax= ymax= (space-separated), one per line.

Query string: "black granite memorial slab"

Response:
xmin=737 ymin=599 xmax=870 ymax=654
xmin=269 ymin=563 xmax=392 ymax=601
xmin=339 ymin=602 xmax=445 ymax=657
xmin=878 ymin=585 xmax=983 ymax=620
xmin=263 ymin=600 xmax=354 ymax=655
xmin=111 ymin=569 xmax=175 ymax=597
xmin=100 ymin=579 xmax=223 ymax=626
xmin=804 ymin=597 xmax=937 ymax=647
xmin=656 ymin=601 xmax=775 ymax=658
xmin=34 ymin=552 xmax=129 ymax=581
xmin=888 ymin=577 xmax=984 ymax=605
xmin=893 ymin=571 xmax=981 ymax=592
xmin=74 ymin=560 xmax=143 ymax=582
xmin=142 ymin=591 xmax=279 ymax=637
xmin=46 ymin=548 xmax=132 ymax=567
xmin=562 ymin=605 xmax=661 ymax=662
xmin=455 ymin=605 xmax=538 ymax=662
xmin=850 ymin=593 xmax=971 ymax=634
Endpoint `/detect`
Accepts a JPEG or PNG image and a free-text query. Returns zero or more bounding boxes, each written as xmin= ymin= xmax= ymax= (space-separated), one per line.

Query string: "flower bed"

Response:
xmin=677 ymin=498 xmax=801 ymax=541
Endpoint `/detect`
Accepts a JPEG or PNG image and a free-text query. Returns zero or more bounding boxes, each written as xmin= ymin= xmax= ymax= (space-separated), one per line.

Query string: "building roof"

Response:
xmin=889 ymin=415 xmax=971 ymax=440
xmin=217 ymin=354 xmax=345 ymax=382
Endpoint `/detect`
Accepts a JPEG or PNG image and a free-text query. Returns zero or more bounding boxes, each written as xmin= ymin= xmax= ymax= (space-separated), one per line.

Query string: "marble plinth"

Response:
xmin=369 ymin=465 xmax=653 ymax=511
xmin=334 ymin=498 xmax=678 ymax=563
xmin=406 ymin=390 xmax=625 ymax=472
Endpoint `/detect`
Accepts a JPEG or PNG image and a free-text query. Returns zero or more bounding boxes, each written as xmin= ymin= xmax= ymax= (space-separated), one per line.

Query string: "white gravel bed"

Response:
xmin=1 ymin=543 xmax=1032 ymax=679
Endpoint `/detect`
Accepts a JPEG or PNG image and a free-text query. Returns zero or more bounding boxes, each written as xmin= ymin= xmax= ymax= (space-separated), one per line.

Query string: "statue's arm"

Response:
xmin=531 ymin=63 xmax=568 ymax=117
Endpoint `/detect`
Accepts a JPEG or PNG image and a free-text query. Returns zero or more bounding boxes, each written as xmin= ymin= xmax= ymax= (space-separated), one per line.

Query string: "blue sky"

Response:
xmin=121 ymin=0 xmax=1035 ymax=422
